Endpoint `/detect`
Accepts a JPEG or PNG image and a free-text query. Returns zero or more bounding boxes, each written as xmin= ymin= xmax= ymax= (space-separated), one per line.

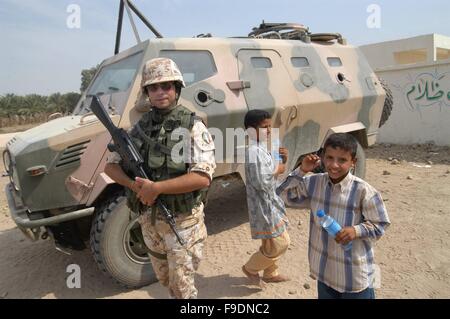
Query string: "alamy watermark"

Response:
xmin=66 ymin=264 xmax=81 ymax=288
xmin=366 ymin=4 xmax=381 ymax=29
xmin=370 ymin=264 xmax=382 ymax=289
xmin=66 ymin=4 xmax=81 ymax=29
xmin=168 ymin=126 xmax=281 ymax=173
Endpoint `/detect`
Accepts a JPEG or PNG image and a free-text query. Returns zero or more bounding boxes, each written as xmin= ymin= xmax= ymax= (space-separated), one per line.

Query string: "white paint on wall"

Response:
xmin=376 ymin=60 xmax=450 ymax=145
xmin=360 ymin=34 xmax=450 ymax=146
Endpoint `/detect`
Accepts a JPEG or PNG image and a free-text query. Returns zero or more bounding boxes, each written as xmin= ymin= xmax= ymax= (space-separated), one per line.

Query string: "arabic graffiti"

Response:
xmin=400 ymin=69 xmax=450 ymax=111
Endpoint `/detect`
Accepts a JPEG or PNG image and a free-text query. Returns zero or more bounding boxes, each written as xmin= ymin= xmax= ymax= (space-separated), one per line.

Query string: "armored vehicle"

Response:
xmin=3 ymin=0 xmax=392 ymax=288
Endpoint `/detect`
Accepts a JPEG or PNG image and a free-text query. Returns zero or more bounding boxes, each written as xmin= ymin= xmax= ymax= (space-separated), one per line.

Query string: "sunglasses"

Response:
xmin=147 ymin=82 xmax=174 ymax=92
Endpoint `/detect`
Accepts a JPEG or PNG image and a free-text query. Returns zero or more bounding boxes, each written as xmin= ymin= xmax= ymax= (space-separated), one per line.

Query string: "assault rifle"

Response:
xmin=90 ymin=95 xmax=185 ymax=245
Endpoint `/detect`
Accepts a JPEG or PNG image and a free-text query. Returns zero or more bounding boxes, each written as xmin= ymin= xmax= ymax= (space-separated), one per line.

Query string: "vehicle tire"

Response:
xmin=379 ymin=78 xmax=393 ymax=127
xmin=90 ymin=193 xmax=156 ymax=288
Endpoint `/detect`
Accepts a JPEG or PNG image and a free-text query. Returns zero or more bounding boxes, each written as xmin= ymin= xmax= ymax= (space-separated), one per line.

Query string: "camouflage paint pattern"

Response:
xmin=5 ymin=33 xmax=386 ymax=230
xmin=139 ymin=203 xmax=207 ymax=299
xmin=141 ymin=57 xmax=186 ymax=88
xmin=3 ymin=28 xmax=389 ymax=290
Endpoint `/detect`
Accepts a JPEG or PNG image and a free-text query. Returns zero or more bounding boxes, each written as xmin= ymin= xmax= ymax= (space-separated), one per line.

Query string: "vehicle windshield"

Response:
xmin=74 ymin=51 xmax=143 ymax=115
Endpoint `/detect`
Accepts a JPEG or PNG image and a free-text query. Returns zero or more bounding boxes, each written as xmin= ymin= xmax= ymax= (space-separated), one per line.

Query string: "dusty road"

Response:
xmin=1 ymin=143 xmax=450 ymax=299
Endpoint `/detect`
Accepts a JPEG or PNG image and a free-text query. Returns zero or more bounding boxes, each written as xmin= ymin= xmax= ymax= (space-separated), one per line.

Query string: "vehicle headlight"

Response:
xmin=2 ymin=150 xmax=19 ymax=190
xmin=2 ymin=149 xmax=11 ymax=175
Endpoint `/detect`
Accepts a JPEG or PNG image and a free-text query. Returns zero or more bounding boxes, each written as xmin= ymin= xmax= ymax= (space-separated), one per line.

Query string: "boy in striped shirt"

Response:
xmin=276 ymin=133 xmax=390 ymax=299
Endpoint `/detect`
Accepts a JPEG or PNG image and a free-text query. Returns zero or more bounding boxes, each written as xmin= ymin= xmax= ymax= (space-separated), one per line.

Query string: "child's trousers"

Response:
xmin=244 ymin=231 xmax=290 ymax=279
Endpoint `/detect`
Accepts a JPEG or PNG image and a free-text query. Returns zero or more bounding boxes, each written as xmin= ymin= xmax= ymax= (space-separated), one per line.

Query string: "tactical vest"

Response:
xmin=125 ymin=104 xmax=208 ymax=216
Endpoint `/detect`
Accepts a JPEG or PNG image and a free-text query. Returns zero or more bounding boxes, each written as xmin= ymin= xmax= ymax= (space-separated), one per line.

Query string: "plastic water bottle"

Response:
xmin=316 ymin=209 xmax=352 ymax=251
xmin=272 ymin=139 xmax=282 ymax=162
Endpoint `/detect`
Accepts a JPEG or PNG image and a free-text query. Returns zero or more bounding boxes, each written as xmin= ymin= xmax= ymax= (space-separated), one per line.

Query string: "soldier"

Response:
xmin=104 ymin=57 xmax=216 ymax=299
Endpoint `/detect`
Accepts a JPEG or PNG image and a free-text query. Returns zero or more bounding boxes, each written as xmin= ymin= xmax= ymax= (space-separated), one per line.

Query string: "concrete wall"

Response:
xmin=360 ymin=34 xmax=435 ymax=69
xmin=376 ymin=60 xmax=450 ymax=145
xmin=360 ymin=34 xmax=450 ymax=145
xmin=435 ymin=34 xmax=450 ymax=60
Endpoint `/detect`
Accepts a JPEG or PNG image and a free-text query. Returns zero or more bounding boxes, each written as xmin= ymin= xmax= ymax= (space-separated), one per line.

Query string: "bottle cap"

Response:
xmin=316 ymin=209 xmax=325 ymax=218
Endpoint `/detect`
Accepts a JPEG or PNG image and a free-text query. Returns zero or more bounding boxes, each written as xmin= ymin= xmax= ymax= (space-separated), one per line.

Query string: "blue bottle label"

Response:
xmin=326 ymin=220 xmax=342 ymax=237
xmin=272 ymin=139 xmax=282 ymax=162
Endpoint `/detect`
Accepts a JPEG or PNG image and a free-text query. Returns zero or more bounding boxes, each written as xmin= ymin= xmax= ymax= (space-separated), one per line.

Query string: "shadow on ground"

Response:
xmin=204 ymin=175 xmax=249 ymax=236
xmin=196 ymin=273 xmax=263 ymax=299
xmin=0 ymin=226 xmax=131 ymax=299
xmin=0 ymin=174 xmax=250 ymax=299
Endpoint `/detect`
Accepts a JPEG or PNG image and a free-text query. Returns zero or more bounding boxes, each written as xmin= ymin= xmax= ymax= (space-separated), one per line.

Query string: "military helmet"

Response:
xmin=142 ymin=57 xmax=186 ymax=89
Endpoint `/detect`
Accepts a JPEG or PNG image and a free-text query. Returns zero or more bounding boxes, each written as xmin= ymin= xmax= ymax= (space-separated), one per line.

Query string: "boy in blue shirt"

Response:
xmin=242 ymin=110 xmax=290 ymax=286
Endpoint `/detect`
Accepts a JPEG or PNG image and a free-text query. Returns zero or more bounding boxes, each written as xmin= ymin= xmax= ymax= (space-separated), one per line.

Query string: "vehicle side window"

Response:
xmin=327 ymin=57 xmax=343 ymax=67
xmin=159 ymin=50 xmax=217 ymax=87
xmin=87 ymin=52 xmax=144 ymax=96
xmin=251 ymin=57 xmax=272 ymax=68
xmin=291 ymin=57 xmax=310 ymax=68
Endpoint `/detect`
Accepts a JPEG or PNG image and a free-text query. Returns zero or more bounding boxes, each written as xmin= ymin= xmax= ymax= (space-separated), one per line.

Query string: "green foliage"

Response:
xmin=0 ymin=64 xmax=97 ymax=121
xmin=0 ymin=92 xmax=81 ymax=117
xmin=80 ymin=64 xmax=100 ymax=92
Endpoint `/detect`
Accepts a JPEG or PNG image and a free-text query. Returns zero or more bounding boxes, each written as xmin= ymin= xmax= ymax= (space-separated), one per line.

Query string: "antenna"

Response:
xmin=114 ymin=0 xmax=163 ymax=55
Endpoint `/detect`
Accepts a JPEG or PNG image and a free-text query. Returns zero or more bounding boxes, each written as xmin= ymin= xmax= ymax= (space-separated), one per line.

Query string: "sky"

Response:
xmin=1 ymin=0 xmax=449 ymax=95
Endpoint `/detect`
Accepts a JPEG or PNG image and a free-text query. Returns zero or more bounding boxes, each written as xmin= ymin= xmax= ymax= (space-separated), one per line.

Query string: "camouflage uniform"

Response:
xmin=142 ymin=57 xmax=186 ymax=87
xmin=107 ymin=112 xmax=215 ymax=299
xmin=107 ymin=57 xmax=216 ymax=299
xmin=139 ymin=203 xmax=208 ymax=299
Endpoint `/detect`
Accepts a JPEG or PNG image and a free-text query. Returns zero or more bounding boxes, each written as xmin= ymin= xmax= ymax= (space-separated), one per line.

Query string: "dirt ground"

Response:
xmin=1 ymin=143 xmax=450 ymax=299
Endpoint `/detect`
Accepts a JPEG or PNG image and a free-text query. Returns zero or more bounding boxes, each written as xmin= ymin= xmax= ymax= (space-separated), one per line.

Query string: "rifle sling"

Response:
xmin=136 ymin=122 xmax=172 ymax=156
